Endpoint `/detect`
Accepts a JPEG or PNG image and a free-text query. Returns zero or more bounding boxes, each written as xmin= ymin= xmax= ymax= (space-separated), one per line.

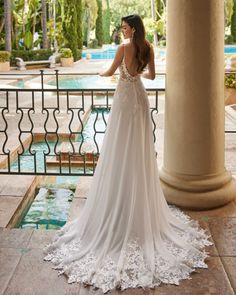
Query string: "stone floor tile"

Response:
xmin=27 ymin=229 xmax=57 ymax=249
xmin=221 ymin=257 xmax=236 ymax=295
xmin=4 ymin=248 xmax=81 ymax=295
xmin=79 ymin=288 xmax=156 ymax=295
xmin=0 ymin=228 xmax=33 ymax=248
xmin=225 ymin=150 xmax=236 ymax=173
xmin=0 ymin=196 xmax=22 ymax=227
xmin=185 ymin=201 xmax=236 ymax=219
xmin=0 ymin=247 xmax=22 ymax=295
xmin=0 ymin=175 xmax=35 ymax=197
xmin=117 ymin=289 xmax=155 ymax=295
xmin=79 ymin=286 xmax=105 ymax=295
xmin=151 ymin=257 xmax=234 ymax=295
xmin=208 ymin=218 xmax=236 ymax=256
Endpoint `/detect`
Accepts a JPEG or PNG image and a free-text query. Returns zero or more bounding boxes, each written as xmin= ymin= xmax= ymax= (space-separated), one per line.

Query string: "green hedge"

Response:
xmin=225 ymin=73 xmax=236 ymax=88
xmin=10 ymin=49 xmax=54 ymax=66
xmin=0 ymin=51 xmax=11 ymax=62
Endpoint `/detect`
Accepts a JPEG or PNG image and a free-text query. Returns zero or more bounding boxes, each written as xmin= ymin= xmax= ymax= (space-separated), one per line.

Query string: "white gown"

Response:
xmin=43 ymin=59 xmax=213 ymax=293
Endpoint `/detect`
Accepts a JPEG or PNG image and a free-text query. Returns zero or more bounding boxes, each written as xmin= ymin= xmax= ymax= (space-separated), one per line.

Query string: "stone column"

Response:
xmin=160 ymin=0 xmax=236 ymax=209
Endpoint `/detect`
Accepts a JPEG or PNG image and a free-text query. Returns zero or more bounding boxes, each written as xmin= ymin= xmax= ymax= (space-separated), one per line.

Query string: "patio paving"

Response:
xmin=0 ymin=179 xmax=236 ymax=295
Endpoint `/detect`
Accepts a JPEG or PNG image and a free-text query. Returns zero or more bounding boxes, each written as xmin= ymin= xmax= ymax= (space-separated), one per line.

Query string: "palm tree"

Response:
xmin=41 ymin=0 xmax=48 ymax=48
xmin=4 ymin=0 xmax=11 ymax=51
xmin=22 ymin=0 xmax=27 ymax=35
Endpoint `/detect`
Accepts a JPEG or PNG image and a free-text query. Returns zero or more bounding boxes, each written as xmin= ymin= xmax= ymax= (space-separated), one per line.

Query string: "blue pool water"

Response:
xmin=225 ymin=46 xmax=236 ymax=54
xmin=19 ymin=175 xmax=80 ymax=229
xmin=82 ymin=47 xmax=117 ymax=59
xmin=10 ymin=112 xmax=107 ymax=174
xmin=82 ymin=46 xmax=236 ymax=59
xmin=19 ymin=185 xmax=76 ymax=229
xmin=16 ymin=111 xmax=107 ymax=229
xmin=48 ymin=75 xmax=165 ymax=90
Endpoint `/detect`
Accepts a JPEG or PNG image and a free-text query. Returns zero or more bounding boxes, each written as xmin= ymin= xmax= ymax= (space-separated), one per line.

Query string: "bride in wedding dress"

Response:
xmin=43 ymin=14 xmax=213 ymax=293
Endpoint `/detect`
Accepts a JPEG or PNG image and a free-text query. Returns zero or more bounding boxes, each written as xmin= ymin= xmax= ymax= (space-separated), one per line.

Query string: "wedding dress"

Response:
xmin=43 ymin=57 xmax=213 ymax=293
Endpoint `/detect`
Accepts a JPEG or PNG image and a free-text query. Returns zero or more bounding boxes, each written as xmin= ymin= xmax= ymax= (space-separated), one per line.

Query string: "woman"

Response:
xmin=43 ymin=14 xmax=213 ymax=293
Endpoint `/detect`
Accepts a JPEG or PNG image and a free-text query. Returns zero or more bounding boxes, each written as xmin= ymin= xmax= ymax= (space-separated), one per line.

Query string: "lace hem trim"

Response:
xmin=43 ymin=206 xmax=213 ymax=293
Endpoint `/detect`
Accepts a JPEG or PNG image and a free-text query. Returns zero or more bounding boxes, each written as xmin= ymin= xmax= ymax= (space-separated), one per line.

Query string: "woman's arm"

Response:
xmin=142 ymin=46 xmax=155 ymax=80
xmin=99 ymin=45 xmax=124 ymax=77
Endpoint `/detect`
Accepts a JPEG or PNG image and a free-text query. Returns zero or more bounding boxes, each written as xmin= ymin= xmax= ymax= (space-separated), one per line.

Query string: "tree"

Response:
xmin=4 ymin=0 xmax=11 ymax=51
xmin=151 ymin=0 xmax=157 ymax=46
xmin=0 ymin=0 xmax=4 ymax=34
xmin=82 ymin=0 xmax=98 ymax=46
xmin=28 ymin=0 xmax=40 ymax=44
xmin=109 ymin=0 xmax=151 ymax=44
xmin=155 ymin=0 xmax=163 ymax=21
xmin=63 ymin=0 xmax=79 ymax=60
xmin=41 ymin=0 xmax=48 ymax=48
xmin=77 ymin=0 xmax=83 ymax=52
xmin=102 ymin=0 xmax=110 ymax=44
xmin=110 ymin=0 xmax=151 ymax=29
xmin=95 ymin=0 xmax=103 ymax=46
xmin=231 ymin=0 xmax=236 ymax=42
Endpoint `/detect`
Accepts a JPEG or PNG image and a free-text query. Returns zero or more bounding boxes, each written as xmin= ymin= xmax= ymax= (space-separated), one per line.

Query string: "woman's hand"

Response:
xmin=99 ymin=71 xmax=108 ymax=77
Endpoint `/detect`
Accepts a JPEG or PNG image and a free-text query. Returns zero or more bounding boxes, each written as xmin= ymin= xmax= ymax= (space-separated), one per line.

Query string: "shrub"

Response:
xmin=88 ymin=39 xmax=99 ymax=49
xmin=0 ymin=51 xmax=11 ymax=62
xmin=10 ymin=49 xmax=53 ymax=65
xmin=225 ymin=73 xmax=236 ymax=88
xmin=77 ymin=49 xmax=82 ymax=59
xmin=146 ymin=33 xmax=154 ymax=44
xmin=225 ymin=35 xmax=234 ymax=45
xmin=59 ymin=48 xmax=73 ymax=58
xmin=159 ymin=39 xmax=166 ymax=46
xmin=63 ymin=0 xmax=79 ymax=61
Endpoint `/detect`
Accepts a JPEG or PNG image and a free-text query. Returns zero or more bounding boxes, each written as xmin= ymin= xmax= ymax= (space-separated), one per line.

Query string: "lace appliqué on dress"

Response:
xmin=43 ymin=206 xmax=213 ymax=294
xmin=119 ymin=60 xmax=139 ymax=82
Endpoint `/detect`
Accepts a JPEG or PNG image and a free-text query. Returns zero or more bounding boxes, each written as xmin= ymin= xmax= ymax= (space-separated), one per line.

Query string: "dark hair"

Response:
xmin=121 ymin=14 xmax=151 ymax=73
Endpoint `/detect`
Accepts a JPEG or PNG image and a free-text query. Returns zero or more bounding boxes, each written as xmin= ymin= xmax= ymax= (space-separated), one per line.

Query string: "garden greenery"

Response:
xmin=225 ymin=74 xmax=236 ymax=88
xmin=59 ymin=48 xmax=73 ymax=58
xmin=10 ymin=49 xmax=53 ymax=65
xmin=0 ymin=51 xmax=10 ymax=62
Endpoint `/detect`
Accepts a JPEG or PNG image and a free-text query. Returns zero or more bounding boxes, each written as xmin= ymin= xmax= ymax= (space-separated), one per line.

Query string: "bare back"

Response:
xmin=99 ymin=41 xmax=155 ymax=80
xmin=123 ymin=43 xmax=139 ymax=77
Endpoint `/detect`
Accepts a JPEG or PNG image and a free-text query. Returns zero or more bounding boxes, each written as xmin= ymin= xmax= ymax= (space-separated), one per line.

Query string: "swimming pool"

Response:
xmin=82 ymin=47 xmax=117 ymax=59
xmin=47 ymin=75 xmax=165 ymax=90
xmin=10 ymin=111 xmax=107 ymax=174
xmin=82 ymin=46 xmax=236 ymax=59
xmin=82 ymin=46 xmax=166 ymax=59
xmin=19 ymin=184 xmax=76 ymax=229
xmin=15 ymin=111 xmax=107 ymax=229
xmin=225 ymin=46 xmax=236 ymax=54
